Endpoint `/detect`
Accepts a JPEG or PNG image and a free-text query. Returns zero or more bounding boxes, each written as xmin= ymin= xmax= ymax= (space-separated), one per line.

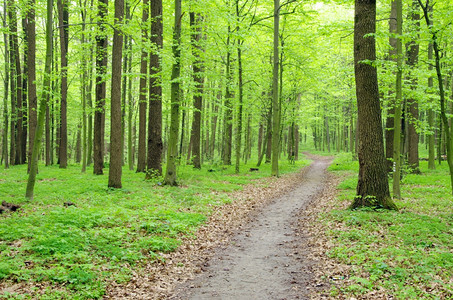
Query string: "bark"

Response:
xmin=223 ymin=24 xmax=233 ymax=166
xmin=136 ymin=0 xmax=149 ymax=173
xmin=57 ymin=0 xmax=68 ymax=168
xmin=418 ymin=0 xmax=453 ymax=195
xmin=385 ymin=0 xmax=397 ymax=173
xmin=26 ymin=0 xmax=37 ymax=168
xmin=26 ymin=0 xmax=53 ymax=199
xmin=146 ymin=0 xmax=163 ymax=177
xmin=108 ymin=0 xmax=124 ymax=188
xmin=351 ymin=0 xmax=397 ymax=210
xmin=406 ymin=0 xmax=420 ymax=174
xmin=80 ymin=3 xmax=87 ymax=173
xmin=93 ymin=0 xmax=108 ymax=175
xmin=7 ymin=0 xmax=18 ymax=166
xmin=392 ymin=0 xmax=403 ymax=200
xmin=257 ymin=122 xmax=263 ymax=160
xmin=2 ymin=3 xmax=9 ymax=168
xmin=75 ymin=123 xmax=81 ymax=163
xmin=189 ymin=12 xmax=204 ymax=170
xmin=271 ymin=0 xmax=280 ymax=176
xmin=163 ymin=0 xmax=182 ymax=186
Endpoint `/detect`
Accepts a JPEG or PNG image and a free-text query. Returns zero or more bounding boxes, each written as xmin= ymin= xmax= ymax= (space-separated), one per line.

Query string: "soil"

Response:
xmin=106 ymin=156 xmax=335 ymax=299
xmin=167 ymin=156 xmax=332 ymax=300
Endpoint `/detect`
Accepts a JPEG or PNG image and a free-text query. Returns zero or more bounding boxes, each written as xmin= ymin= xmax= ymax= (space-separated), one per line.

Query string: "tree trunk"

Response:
xmin=136 ymin=0 xmax=148 ymax=173
xmin=407 ymin=0 xmax=420 ymax=174
xmin=93 ymin=0 xmax=108 ymax=175
xmin=223 ymin=24 xmax=233 ymax=166
xmin=189 ymin=11 xmax=204 ymax=170
xmin=2 ymin=2 xmax=9 ymax=168
xmin=26 ymin=0 xmax=53 ymax=200
xmin=271 ymin=0 xmax=280 ymax=176
xmin=385 ymin=0 xmax=397 ymax=173
xmin=164 ymin=0 xmax=182 ymax=186
xmin=108 ymin=0 xmax=124 ymax=188
xmin=392 ymin=0 xmax=403 ymax=200
xmin=57 ymin=0 xmax=68 ymax=168
xmin=351 ymin=0 xmax=397 ymax=210
xmin=146 ymin=0 xmax=163 ymax=177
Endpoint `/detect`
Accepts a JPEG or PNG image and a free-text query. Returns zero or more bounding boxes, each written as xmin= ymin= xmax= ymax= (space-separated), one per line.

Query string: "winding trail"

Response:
xmin=170 ymin=157 xmax=331 ymax=300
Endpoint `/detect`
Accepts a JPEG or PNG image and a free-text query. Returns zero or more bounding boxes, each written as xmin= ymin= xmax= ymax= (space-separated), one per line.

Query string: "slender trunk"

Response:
xmin=136 ymin=0 xmax=149 ymax=173
xmin=271 ymin=0 xmax=280 ymax=176
xmin=26 ymin=0 xmax=53 ymax=199
xmin=164 ymin=0 xmax=182 ymax=186
xmin=57 ymin=0 xmax=68 ymax=168
xmin=189 ymin=12 xmax=204 ymax=170
xmin=2 ymin=2 xmax=9 ymax=168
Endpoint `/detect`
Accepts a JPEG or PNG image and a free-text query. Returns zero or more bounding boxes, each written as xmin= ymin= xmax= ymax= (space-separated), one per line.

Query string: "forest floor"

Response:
xmin=106 ymin=155 xmax=335 ymax=299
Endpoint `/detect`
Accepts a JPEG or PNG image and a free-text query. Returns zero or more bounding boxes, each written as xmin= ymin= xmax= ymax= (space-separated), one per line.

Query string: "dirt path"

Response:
xmin=169 ymin=157 xmax=332 ymax=300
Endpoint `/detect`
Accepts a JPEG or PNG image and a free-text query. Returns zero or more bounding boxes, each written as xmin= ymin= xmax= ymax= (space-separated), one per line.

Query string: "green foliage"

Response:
xmin=0 ymin=157 xmax=309 ymax=299
xmin=324 ymin=156 xmax=453 ymax=299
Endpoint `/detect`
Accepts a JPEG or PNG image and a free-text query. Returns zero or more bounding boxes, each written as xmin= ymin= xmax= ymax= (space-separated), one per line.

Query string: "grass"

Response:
xmin=323 ymin=153 xmax=453 ymax=299
xmin=0 ymin=157 xmax=309 ymax=299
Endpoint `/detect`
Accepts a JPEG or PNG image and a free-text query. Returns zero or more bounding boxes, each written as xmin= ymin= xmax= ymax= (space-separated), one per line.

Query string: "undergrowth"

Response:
xmin=324 ymin=153 xmax=453 ymax=299
xmin=0 ymin=157 xmax=309 ymax=299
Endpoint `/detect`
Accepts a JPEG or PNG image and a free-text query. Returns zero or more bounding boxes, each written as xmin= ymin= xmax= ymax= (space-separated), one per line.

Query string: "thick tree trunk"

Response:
xmin=26 ymin=1 xmax=36 ymax=168
xmin=93 ymin=0 xmax=108 ymax=175
xmin=136 ymin=0 xmax=148 ymax=173
xmin=164 ymin=0 xmax=182 ymax=186
xmin=146 ymin=0 xmax=163 ymax=178
xmin=352 ymin=0 xmax=397 ymax=210
xmin=108 ymin=0 xmax=124 ymax=188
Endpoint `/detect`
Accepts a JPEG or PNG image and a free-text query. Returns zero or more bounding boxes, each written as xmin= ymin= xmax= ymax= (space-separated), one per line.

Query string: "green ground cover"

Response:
xmin=325 ymin=153 xmax=453 ymax=299
xmin=0 ymin=158 xmax=309 ymax=299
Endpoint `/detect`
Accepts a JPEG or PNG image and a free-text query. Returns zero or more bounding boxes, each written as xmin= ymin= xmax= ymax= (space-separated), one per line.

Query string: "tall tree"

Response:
xmin=392 ymin=0 xmax=403 ymax=200
xmin=136 ymin=0 xmax=149 ymax=173
xmin=189 ymin=10 xmax=204 ymax=169
xmin=26 ymin=0 xmax=37 ymax=171
xmin=418 ymin=0 xmax=453 ymax=194
xmin=406 ymin=0 xmax=420 ymax=174
xmin=26 ymin=0 xmax=53 ymax=199
xmin=57 ymin=0 xmax=68 ymax=168
xmin=93 ymin=0 xmax=108 ymax=175
xmin=2 ymin=0 xmax=9 ymax=169
xmin=146 ymin=0 xmax=163 ymax=178
xmin=108 ymin=0 xmax=124 ymax=188
xmin=351 ymin=0 xmax=397 ymax=209
xmin=164 ymin=0 xmax=182 ymax=186
xmin=271 ymin=0 xmax=280 ymax=176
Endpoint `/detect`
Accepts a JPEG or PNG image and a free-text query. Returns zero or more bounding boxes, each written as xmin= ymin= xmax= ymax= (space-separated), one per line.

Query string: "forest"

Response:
xmin=0 ymin=0 xmax=452 ymax=298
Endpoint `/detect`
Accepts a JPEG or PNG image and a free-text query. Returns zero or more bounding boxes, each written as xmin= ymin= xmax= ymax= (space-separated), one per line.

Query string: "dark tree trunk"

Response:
xmin=93 ymin=0 xmax=108 ymax=175
xmin=189 ymin=11 xmax=204 ymax=170
xmin=26 ymin=0 xmax=37 ymax=170
xmin=352 ymin=0 xmax=397 ymax=210
xmin=136 ymin=0 xmax=148 ymax=173
xmin=385 ymin=0 xmax=397 ymax=173
xmin=257 ymin=122 xmax=263 ymax=160
xmin=108 ymin=0 xmax=124 ymax=188
xmin=2 ymin=2 xmax=9 ymax=168
xmin=407 ymin=0 xmax=420 ymax=174
xmin=57 ymin=0 xmax=68 ymax=168
xmin=223 ymin=25 xmax=233 ymax=166
xmin=146 ymin=0 xmax=163 ymax=178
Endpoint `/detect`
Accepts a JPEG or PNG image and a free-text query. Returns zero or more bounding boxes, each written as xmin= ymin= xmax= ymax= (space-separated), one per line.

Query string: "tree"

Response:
xmin=146 ymin=0 xmax=163 ymax=178
xmin=189 ymin=10 xmax=204 ymax=170
xmin=26 ymin=0 xmax=53 ymax=199
xmin=57 ymin=0 xmax=68 ymax=168
xmin=93 ymin=0 xmax=108 ymax=175
xmin=351 ymin=0 xmax=397 ymax=210
xmin=136 ymin=0 xmax=149 ymax=173
xmin=107 ymin=0 xmax=124 ymax=188
xmin=271 ymin=0 xmax=280 ymax=177
xmin=163 ymin=0 xmax=182 ymax=186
